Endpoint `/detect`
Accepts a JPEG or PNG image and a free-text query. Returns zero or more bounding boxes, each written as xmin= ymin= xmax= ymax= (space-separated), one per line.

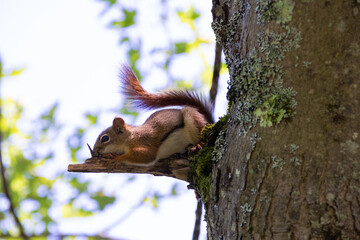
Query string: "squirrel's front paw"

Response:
xmin=98 ymin=152 xmax=124 ymax=169
xmin=97 ymin=153 xmax=115 ymax=169
xmin=100 ymin=159 xmax=117 ymax=170
xmin=187 ymin=143 xmax=203 ymax=153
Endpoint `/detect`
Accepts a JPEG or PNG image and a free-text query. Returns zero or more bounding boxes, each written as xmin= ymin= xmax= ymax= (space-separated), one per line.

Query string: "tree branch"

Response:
xmin=0 ymin=69 xmax=28 ymax=240
xmin=192 ymin=199 xmax=203 ymax=240
xmin=209 ymin=42 xmax=222 ymax=108
xmin=68 ymin=153 xmax=191 ymax=182
xmin=0 ymin=155 xmax=28 ymax=240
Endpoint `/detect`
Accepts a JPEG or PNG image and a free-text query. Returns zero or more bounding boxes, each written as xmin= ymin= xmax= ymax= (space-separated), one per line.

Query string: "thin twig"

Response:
xmin=0 ymin=69 xmax=28 ymax=239
xmin=191 ymin=42 xmax=222 ymax=239
xmin=192 ymin=200 xmax=203 ymax=240
xmin=209 ymin=42 xmax=222 ymax=108
xmin=0 ymin=158 xmax=28 ymax=240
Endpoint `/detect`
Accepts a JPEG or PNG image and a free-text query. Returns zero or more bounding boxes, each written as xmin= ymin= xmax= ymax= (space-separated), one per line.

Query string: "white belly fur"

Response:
xmin=155 ymin=128 xmax=193 ymax=161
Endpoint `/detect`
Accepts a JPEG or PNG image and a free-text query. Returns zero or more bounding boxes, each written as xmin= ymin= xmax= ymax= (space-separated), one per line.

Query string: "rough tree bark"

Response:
xmin=208 ymin=0 xmax=360 ymax=239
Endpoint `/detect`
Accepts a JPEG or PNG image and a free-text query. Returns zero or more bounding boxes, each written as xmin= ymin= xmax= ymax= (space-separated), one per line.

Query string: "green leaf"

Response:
xmin=121 ymin=37 xmax=130 ymax=43
xmin=174 ymin=38 xmax=209 ymax=55
xmin=38 ymin=197 xmax=53 ymax=222
xmin=188 ymin=37 xmax=210 ymax=50
xmin=69 ymin=177 xmax=90 ymax=193
xmin=127 ymin=175 xmax=136 ymax=181
xmin=111 ymin=9 xmax=136 ymax=28
xmin=40 ymin=103 xmax=59 ymax=132
xmin=143 ymin=192 xmax=163 ymax=209
xmin=177 ymin=6 xmax=200 ymax=30
xmin=10 ymin=174 xmax=28 ymax=195
xmin=77 ymin=128 xmax=85 ymax=136
xmin=62 ymin=203 xmax=93 ymax=218
xmin=99 ymin=0 xmax=117 ymax=6
xmin=128 ymin=48 xmax=140 ymax=66
xmin=1 ymin=98 xmax=23 ymax=140
xmin=175 ymin=80 xmax=192 ymax=89
xmin=220 ymin=62 xmax=229 ymax=74
xmin=143 ymin=197 xmax=158 ymax=208
xmin=120 ymin=106 xmax=138 ymax=118
xmin=171 ymin=184 xmax=178 ymax=196
xmin=174 ymin=42 xmax=188 ymax=54
xmin=41 ymin=103 xmax=58 ymax=121
xmin=163 ymin=59 xmax=170 ymax=71
xmin=85 ymin=113 xmax=98 ymax=125
xmin=128 ymin=48 xmax=141 ymax=80
xmin=200 ymin=63 xmax=213 ymax=86
xmin=0 ymin=62 xmax=26 ymax=78
xmin=70 ymin=145 xmax=81 ymax=163
xmin=6 ymin=67 xmax=26 ymax=77
xmin=91 ymin=194 xmax=116 ymax=210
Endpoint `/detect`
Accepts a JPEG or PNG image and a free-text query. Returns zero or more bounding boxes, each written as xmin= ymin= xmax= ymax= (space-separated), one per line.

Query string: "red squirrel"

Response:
xmin=91 ymin=65 xmax=214 ymax=166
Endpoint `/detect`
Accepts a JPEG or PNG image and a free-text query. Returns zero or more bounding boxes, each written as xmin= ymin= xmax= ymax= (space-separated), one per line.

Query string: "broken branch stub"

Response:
xmin=67 ymin=153 xmax=191 ymax=182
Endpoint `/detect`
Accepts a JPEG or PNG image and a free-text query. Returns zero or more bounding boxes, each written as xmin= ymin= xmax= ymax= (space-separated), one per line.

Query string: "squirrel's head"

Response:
xmin=92 ymin=117 xmax=130 ymax=156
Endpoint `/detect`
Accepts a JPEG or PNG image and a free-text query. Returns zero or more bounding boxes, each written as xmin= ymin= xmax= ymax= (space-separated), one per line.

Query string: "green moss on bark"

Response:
xmin=254 ymin=89 xmax=296 ymax=127
xmin=190 ymin=115 xmax=229 ymax=208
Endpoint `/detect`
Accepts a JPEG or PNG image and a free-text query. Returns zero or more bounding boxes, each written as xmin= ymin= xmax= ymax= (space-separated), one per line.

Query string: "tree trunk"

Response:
xmin=208 ymin=0 xmax=360 ymax=239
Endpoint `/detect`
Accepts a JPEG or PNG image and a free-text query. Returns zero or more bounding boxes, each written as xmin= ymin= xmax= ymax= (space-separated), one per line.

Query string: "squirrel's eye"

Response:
xmin=100 ymin=135 xmax=110 ymax=143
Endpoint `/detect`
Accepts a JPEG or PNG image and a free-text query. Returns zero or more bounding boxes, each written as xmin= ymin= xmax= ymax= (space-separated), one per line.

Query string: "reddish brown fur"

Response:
xmin=119 ymin=65 xmax=214 ymax=123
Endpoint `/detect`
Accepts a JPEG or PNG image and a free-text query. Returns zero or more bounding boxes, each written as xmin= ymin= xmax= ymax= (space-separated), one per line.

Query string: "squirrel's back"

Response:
xmin=119 ymin=65 xmax=214 ymax=123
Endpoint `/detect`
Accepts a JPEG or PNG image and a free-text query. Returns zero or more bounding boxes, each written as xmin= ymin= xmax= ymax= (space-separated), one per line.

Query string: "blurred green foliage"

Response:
xmin=0 ymin=61 xmax=119 ymax=237
xmin=178 ymin=6 xmax=200 ymax=30
xmin=111 ymin=9 xmax=136 ymax=28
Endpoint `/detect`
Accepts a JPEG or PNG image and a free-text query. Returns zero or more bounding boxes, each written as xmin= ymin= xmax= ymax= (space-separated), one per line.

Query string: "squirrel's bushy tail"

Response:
xmin=119 ymin=65 xmax=214 ymax=123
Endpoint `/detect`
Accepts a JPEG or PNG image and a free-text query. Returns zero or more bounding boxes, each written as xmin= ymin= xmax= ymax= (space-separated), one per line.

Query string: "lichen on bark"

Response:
xmin=208 ymin=0 xmax=360 ymax=238
xmin=227 ymin=26 xmax=300 ymax=133
xmin=212 ymin=0 xmax=300 ymax=133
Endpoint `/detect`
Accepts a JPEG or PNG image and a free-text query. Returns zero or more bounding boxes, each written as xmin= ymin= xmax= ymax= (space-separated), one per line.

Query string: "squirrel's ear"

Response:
xmin=112 ymin=117 xmax=125 ymax=133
